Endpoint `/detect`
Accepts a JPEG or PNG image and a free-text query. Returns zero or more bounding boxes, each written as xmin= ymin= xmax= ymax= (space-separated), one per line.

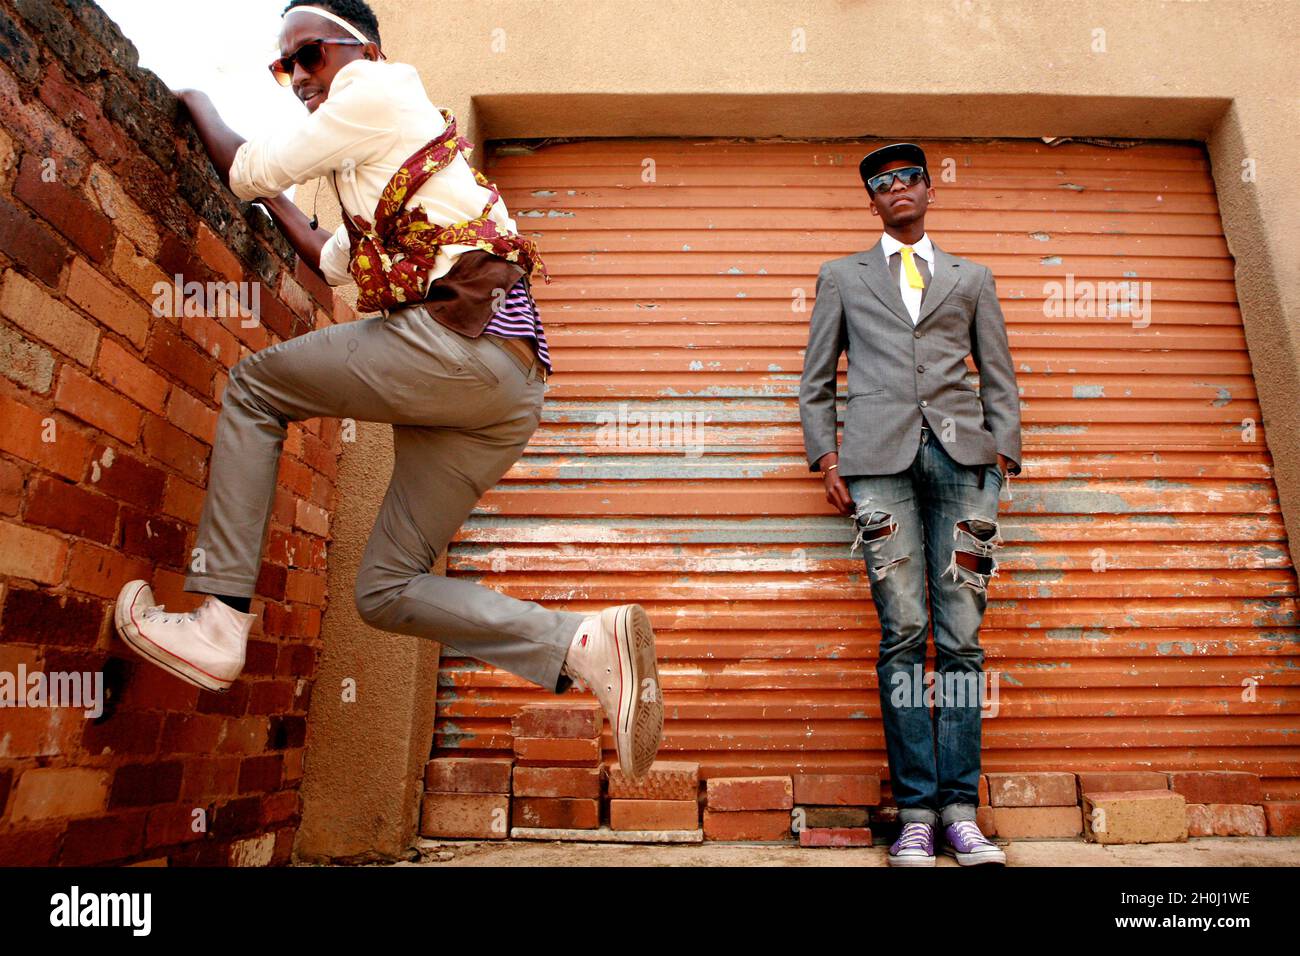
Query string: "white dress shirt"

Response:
xmin=879 ymin=231 xmax=933 ymax=324
xmin=228 ymin=58 xmax=520 ymax=287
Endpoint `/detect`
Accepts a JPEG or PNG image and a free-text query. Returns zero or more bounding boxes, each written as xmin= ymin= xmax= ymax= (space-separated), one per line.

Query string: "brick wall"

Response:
xmin=0 ymin=0 xmax=358 ymax=865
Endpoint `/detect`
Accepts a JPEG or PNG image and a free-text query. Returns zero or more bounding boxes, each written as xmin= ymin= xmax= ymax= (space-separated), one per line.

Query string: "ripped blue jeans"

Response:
xmin=844 ymin=423 xmax=1006 ymax=829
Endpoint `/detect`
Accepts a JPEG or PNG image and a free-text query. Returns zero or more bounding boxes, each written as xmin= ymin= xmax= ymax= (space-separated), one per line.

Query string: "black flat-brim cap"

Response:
xmin=859 ymin=143 xmax=929 ymax=188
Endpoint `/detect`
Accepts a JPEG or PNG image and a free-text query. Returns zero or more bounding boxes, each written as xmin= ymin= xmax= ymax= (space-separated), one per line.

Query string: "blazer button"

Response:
xmin=914 ymin=330 xmax=922 ymax=338
xmin=920 ymin=400 xmax=928 ymax=407
xmin=916 ymin=364 xmax=925 ymax=373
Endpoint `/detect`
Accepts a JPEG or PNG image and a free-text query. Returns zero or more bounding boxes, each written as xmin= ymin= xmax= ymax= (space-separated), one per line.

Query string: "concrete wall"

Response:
xmin=296 ymin=0 xmax=1300 ymax=859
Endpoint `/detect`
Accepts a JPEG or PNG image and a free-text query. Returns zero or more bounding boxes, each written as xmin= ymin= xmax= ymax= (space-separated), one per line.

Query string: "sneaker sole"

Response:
xmin=602 ymin=603 xmax=663 ymax=778
xmin=113 ymin=580 xmax=233 ymax=694
xmin=887 ymin=853 xmax=937 ymax=867
xmin=940 ymin=846 xmax=1006 ymax=866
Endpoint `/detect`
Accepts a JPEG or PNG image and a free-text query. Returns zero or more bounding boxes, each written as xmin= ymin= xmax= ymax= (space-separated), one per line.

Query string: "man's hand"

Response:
xmin=817 ymin=452 xmax=854 ymax=516
xmin=997 ymin=453 xmax=1009 ymax=477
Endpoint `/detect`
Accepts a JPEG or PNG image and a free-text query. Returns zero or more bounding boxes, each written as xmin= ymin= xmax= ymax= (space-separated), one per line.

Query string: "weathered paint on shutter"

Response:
xmin=433 ymin=138 xmax=1299 ymax=801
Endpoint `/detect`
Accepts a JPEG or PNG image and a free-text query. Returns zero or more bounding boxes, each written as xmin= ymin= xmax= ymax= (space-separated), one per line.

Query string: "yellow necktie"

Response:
xmin=900 ymin=246 xmax=925 ymax=290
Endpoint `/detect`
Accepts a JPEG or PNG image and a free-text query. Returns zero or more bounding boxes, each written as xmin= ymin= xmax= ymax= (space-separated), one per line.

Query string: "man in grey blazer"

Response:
xmin=799 ymin=143 xmax=1022 ymax=866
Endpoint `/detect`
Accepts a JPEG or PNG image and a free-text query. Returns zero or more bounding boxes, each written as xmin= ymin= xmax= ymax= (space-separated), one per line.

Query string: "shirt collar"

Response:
xmin=880 ymin=231 xmax=933 ymax=263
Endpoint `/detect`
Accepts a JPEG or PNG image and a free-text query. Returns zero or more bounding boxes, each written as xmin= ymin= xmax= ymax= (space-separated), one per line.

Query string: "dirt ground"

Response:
xmin=375 ymin=836 xmax=1300 ymax=867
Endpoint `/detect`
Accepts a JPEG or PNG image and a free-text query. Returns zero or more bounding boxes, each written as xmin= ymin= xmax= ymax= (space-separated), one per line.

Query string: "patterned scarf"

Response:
xmin=334 ymin=108 xmax=550 ymax=313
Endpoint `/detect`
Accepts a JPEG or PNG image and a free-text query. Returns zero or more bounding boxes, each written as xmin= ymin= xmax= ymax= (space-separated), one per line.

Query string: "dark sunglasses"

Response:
xmin=268 ymin=38 xmax=364 ymax=87
xmin=866 ymin=165 xmax=928 ymax=195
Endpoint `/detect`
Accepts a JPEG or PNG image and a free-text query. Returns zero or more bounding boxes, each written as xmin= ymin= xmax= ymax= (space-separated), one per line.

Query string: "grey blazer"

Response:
xmin=799 ymin=238 xmax=1022 ymax=478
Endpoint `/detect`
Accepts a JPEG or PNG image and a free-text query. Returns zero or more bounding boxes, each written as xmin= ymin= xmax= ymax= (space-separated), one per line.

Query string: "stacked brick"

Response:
xmin=510 ymin=702 xmax=603 ymax=831
xmin=607 ymin=760 xmax=700 ymax=832
xmin=0 ymin=0 xmax=341 ymax=866
xmin=703 ymin=776 xmax=793 ymax=842
xmin=792 ymin=773 xmax=878 ymax=847
xmin=420 ymin=757 xmax=512 ymax=840
xmin=984 ymin=771 xmax=1082 ymax=838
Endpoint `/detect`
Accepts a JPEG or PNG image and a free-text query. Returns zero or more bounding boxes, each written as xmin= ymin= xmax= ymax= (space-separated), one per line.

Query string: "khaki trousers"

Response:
xmin=182 ymin=302 xmax=584 ymax=693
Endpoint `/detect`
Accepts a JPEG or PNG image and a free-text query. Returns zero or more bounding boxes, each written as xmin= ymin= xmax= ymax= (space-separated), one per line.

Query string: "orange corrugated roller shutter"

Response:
xmin=433 ymin=138 xmax=1300 ymax=802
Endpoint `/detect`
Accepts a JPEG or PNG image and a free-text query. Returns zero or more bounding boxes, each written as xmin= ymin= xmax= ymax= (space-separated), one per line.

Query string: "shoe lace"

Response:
xmin=950 ymin=820 xmax=991 ymax=846
xmin=143 ymin=603 xmax=197 ymax=626
xmin=895 ymin=822 xmax=932 ymax=849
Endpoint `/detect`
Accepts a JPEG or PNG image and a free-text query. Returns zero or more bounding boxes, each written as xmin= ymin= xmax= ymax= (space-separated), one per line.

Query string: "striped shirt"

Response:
xmin=483 ymin=276 xmax=552 ymax=373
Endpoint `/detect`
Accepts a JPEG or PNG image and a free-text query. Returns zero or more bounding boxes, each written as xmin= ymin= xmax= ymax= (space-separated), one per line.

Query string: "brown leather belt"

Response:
xmin=484 ymin=333 xmax=547 ymax=382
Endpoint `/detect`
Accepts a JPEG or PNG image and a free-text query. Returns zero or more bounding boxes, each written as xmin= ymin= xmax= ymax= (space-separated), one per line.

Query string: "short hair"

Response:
xmin=282 ymin=0 xmax=383 ymax=50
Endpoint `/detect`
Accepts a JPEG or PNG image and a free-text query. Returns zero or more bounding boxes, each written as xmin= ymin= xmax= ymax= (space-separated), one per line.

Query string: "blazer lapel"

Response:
xmin=913 ymin=241 xmax=960 ymax=328
xmin=856 ymin=240 xmax=913 ymax=330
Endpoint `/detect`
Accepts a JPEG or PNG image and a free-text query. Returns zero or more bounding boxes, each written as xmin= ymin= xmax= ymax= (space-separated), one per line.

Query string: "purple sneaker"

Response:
xmin=941 ymin=820 xmax=1006 ymax=865
xmin=888 ymin=821 xmax=936 ymax=867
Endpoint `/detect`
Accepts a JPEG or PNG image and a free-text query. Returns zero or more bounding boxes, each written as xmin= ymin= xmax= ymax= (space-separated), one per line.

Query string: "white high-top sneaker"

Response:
xmin=113 ymin=579 xmax=254 ymax=693
xmin=560 ymin=603 xmax=664 ymax=779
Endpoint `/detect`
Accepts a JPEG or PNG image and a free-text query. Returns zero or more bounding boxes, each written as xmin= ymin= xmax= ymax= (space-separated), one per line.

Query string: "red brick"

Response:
xmin=55 ymin=365 xmax=142 ymax=442
xmin=67 ymin=257 xmax=150 ymax=348
xmin=1200 ymin=804 xmax=1267 ymax=836
xmin=799 ymin=827 xmax=873 ymax=847
xmin=64 ymin=539 xmax=150 ymax=598
xmin=0 ymin=193 xmax=68 ymax=286
xmin=60 ymin=812 xmax=147 ymax=865
xmin=87 ymin=444 xmax=165 ymax=510
xmin=178 ymin=306 xmax=243 ymax=370
xmin=96 ymin=337 xmax=169 ymax=414
xmin=118 ymin=507 xmax=187 ymax=567
xmin=109 ymin=760 xmax=184 ymax=807
xmin=1263 ymin=801 xmax=1300 ymax=836
xmin=514 ymin=797 xmax=599 ymax=829
xmin=24 ymin=474 xmax=117 ymax=543
xmin=247 ymin=680 xmax=295 ymax=715
xmin=260 ymin=789 xmax=300 ymax=826
xmin=147 ymin=322 xmax=217 ymax=395
xmin=792 ymin=773 xmax=880 ymax=806
xmin=14 ymin=153 xmax=113 ymax=263
xmin=162 ymin=474 xmax=204 ymax=524
xmin=1163 ymin=770 xmax=1261 ymax=806
xmin=706 ymin=775 xmax=794 ymax=811
xmin=512 ymin=765 xmax=600 ymax=799
xmin=141 ymin=412 xmax=208 ymax=483
xmin=295 ymin=256 xmax=334 ymax=312
xmin=166 ymin=387 xmax=217 ymax=447
xmin=0 ymin=519 xmax=68 ymax=584
xmin=292 ymin=499 xmax=330 ymax=537
xmin=10 ymin=767 xmax=110 ymax=820
xmin=37 ymin=61 xmax=131 ymax=168
xmin=1077 ymin=771 xmax=1170 ymax=799
xmin=512 ymin=701 xmax=603 ymax=739
xmin=2 ymin=268 xmax=99 ymax=366
xmin=609 ymin=799 xmax=699 ymax=831
xmin=986 ymin=771 xmax=1078 ymax=807
xmin=703 ymin=809 xmax=792 ymax=842
xmin=424 ymin=757 xmax=514 ymax=794
xmin=512 ymin=736 xmax=601 ymax=765
xmin=237 ymin=754 xmax=284 ymax=794
xmin=179 ymin=755 xmax=241 ymax=802
xmin=145 ymin=804 xmax=207 ymax=849
xmin=0 ymin=456 xmax=23 ymax=515
xmin=976 ymin=804 xmax=996 ymax=835
xmin=214 ymin=716 xmax=269 ymax=755
xmin=81 ymin=710 xmax=162 ymax=756
xmin=0 ymin=825 xmax=62 ymax=866
xmin=285 ymin=569 xmax=325 ymax=606
xmin=0 ymin=585 xmax=104 ymax=646
xmin=800 ymin=806 xmax=869 ymax=828
xmin=420 ymin=792 xmax=509 ymax=838
xmin=605 ymin=761 xmax=700 ymax=801
xmin=990 ymin=806 xmax=1083 ymax=839
xmin=160 ymin=713 xmax=225 ymax=753
xmin=195 ymin=223 xmax=244 ymax=284
xmin=0 ymin=395 xmax=93 ymax=480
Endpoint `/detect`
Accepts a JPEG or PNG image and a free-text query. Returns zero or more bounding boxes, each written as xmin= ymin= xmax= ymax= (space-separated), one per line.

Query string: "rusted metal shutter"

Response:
xmin=434 ymin=137 xmax=1300 ymax=801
